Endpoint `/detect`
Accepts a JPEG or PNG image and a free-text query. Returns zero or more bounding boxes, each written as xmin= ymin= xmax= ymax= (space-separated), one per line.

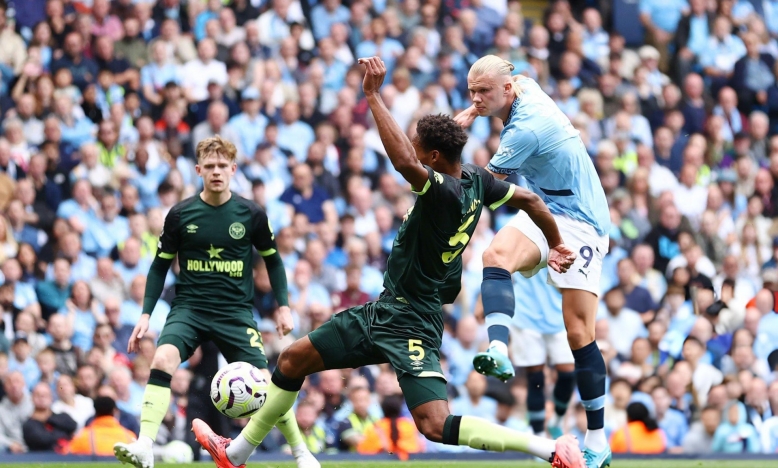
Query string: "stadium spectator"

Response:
xmin=333 ymin=385 xmax=376 ymax=452
xmin=712 ymin=401 xmax=761 ymax=452
xmin=8 ymin=333 xmax=40 ymax=390
xmin=0 ymin=371 xmax=33 ymax=453
xmin=682 ymin=405 xmax=721 ymax=453
xmin=0 ymin=0 xmax=775 ymax=460
xmin=21 ymin=382 xmax=76 ymax=452
xmin=610 ymin=401 xmax=667 ymax=454
xmin=51 ymin=374 xmax=95 ymax=432
xmin=67 ymin=396 xmax=136 ymax=456
xmin=357 ymin=394 xmax=422 ymax=460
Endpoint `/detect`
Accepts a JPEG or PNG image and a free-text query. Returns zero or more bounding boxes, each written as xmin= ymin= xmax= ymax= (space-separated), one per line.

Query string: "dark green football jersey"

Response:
xmin=383 ymin=164 xmax=515 ymax=313
xmin=157 ymin=193 xmax=277 ymax=312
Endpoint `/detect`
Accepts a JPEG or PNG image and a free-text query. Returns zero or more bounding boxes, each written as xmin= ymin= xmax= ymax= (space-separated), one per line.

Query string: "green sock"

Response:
xmin=458 ymin=416 xmax=555 ymax=460
xmin=139 ymin=383 xmax=171 ymax=441
xmin=241 ymin=382 xmax=299 ymax=446
xmin=275 ymin=407 xmax=304 ymax=449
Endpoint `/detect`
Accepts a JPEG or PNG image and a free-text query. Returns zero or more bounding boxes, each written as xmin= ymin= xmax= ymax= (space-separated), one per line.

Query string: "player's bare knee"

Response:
xmin=416 ymin=415 xmax=445 ymax=443
xmin=482 ymin=244 xmax=513 ymax=270
xmin=566 ymin=327 xmax=593 ymax=350
xmin=151 ymin=345 xmax=181 ymax=374
xmin=276 ymin=349 xmax=297 ymax=377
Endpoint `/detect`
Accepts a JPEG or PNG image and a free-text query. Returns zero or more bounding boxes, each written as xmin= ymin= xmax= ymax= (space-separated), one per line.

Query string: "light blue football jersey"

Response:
xmin=512 ymin=267 xmax=565 ymax=335
xmin=486 ymin=77 xmax=611 ymax=236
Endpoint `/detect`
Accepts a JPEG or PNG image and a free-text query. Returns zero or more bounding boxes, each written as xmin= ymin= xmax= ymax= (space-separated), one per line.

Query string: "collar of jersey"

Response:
xmin=504 ymin=97 xmax=520 ymax=126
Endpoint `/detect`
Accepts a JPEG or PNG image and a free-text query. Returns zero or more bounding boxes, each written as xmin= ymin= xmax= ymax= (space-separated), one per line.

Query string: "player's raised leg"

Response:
xmin=474 ymin=225 xmax=542 ymax=381
xmin=562 ymin=289 xmax=611 ymax=467
xmin=404 ymin=378 xmax=583 ymax=468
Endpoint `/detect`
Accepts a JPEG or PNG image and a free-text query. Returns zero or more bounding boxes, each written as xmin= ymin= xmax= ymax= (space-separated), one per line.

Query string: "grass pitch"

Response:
xmin=1 ymin=461 xmax=777 ymax=468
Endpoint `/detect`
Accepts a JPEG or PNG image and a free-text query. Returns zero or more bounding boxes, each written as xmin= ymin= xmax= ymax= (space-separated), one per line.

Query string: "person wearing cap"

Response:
xmin=8 ymin=332 xmax=40 ymax=390
xmin=637 ymin=45 xmax=669 ymax=94
xmin=228 ymin=87 xmax=269 ymax=159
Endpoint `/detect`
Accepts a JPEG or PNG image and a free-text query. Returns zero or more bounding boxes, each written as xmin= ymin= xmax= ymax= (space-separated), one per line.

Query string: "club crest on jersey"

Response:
xmin=229 ymin=222 xmax=245 ymax=239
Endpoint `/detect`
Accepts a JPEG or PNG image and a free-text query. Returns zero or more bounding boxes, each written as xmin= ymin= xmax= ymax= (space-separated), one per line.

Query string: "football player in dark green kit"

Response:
xmin=113 ymin=136 xmax=320 ymax=468
xmin=193 ymin=57 xmax=585 ymax=468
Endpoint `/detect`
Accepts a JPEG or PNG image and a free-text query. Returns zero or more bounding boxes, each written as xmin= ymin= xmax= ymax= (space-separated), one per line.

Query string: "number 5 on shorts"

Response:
xmin=247 ymin=328 xmax=266 ymax=353
xmin=408 ymin=339 xmax=425 ymax=361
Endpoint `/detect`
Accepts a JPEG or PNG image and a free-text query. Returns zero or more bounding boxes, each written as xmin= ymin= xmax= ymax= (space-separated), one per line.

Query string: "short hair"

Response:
xmin=94 ymin=396 xmax=117 ymax=417
xmin=195 ymin=135 xmax=237 ymax=163
xmin=683 ymin=335 xmax=704 ymax=348
xmin=414 ymin=114 xmax=468 ymax=164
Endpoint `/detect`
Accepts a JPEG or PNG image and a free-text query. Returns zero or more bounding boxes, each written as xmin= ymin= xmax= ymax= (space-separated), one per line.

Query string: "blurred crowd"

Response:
xmin=0 ymin=0 xmax=777 ymax=459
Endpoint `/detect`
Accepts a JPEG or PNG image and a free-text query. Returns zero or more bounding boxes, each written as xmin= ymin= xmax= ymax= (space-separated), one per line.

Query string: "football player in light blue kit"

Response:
xmin=455 ymin=55 xmax=612 ymax=467
xmin=511 ymin=266 xmax=576 ymax=442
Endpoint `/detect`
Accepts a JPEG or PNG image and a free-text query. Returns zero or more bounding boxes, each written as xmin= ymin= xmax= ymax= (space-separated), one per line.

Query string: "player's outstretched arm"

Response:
xmin=505 ymin=187 xmax=576 ymax=272
xmin=359 ymin=56 xmax=428 ymax=191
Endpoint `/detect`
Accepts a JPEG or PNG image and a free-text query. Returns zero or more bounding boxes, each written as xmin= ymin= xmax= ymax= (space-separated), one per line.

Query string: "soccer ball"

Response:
xmin=210 ymin=361 xmax=268 ymax=418
xmin=160 ymin=440 xmax=194 ymax=463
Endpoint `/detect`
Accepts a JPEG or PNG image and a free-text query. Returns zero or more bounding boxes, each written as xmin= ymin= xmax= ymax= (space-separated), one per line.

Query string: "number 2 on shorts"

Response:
xmin=246 ymin=328 xmax=265 ymax=353
xmin=408 ymin=339 xmax=425 ymax=361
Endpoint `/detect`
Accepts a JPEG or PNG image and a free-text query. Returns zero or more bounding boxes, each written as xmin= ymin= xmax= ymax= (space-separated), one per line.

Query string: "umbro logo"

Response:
xmin=578 ymin=269 xmax=589 ymax=279
xmin=186 ymin=224 xmax=199 ymax=234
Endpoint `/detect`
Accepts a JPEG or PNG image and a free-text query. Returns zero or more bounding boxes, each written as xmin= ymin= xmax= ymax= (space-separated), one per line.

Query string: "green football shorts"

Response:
xmin=157 ymin=306 xmax=268 ymax=369
xmin=308 ymin=294 xmax=448 ymax=409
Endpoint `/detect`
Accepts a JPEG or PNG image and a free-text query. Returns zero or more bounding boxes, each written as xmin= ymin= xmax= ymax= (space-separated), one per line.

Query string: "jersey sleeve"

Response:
xmin=476 ymin=166 xmax=517 ymax=210
xmin=250 ymin=206 xmax=278 ymax=256
xmin=412 ymin=165 xmax=458 ymax=203
xmin=157 ymin=207 xmax=181 ymax=259
xmin=487 ymin=123 xmax=539 ymax=175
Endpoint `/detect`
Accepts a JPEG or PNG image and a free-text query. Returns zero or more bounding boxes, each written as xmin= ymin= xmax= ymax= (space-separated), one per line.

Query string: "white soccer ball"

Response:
xmin=210 ymin=361 xmax=268 ymax=419
xmin=160 ymin=440 xmax=194 ymax=463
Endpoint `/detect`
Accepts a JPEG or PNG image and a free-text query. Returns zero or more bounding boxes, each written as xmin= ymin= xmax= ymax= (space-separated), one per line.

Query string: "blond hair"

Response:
xmin=468 ymin=55 xmax=523 ymax=97
xmin=195 ymin=135 xmax=238 ymax=163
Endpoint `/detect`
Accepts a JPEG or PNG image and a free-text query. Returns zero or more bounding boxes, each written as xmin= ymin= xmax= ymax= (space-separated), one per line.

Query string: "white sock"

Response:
xmin=291 ymin=443 xmax=309 ymax=457
xmin=489 ymin=340 xmax=509 ymax=356
xmin=226 ymin=433 xmax=256 ymax=466
xmin=138 ymin=435 xmax=153 ymax=447
xmin=584 ymin=428 xmax=608 ymax=452
xmin=527 ymin=433 xmax=556 ymax=460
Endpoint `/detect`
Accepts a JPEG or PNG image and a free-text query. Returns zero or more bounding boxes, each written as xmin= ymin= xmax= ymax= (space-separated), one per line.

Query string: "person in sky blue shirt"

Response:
xmin=228 ymin=87 xmax=269 ymax=159
xmin=310 ymin=0 xmax=351 ymax=42
xmin=456 ymin=55 xmax=611 ymax=467
xmin=511 ymin=267 xmax=577 ymax=440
